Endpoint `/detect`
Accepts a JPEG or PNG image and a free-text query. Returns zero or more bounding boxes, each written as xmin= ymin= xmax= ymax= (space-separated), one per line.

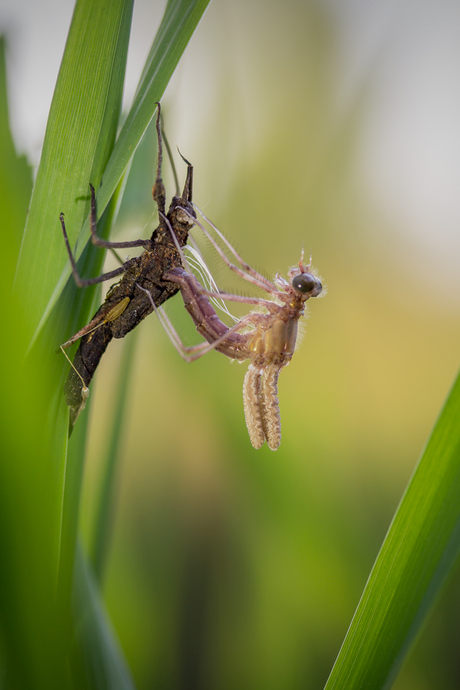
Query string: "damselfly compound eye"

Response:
xmin=292 ymin=273 xmax=321 ymax=295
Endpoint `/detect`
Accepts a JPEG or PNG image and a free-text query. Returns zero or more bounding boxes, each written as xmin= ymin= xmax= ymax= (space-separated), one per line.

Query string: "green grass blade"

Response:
xmin=36 ymin=0 xmax=211 ymax=346
xmin=15 ymin=0 xmax=134 ymax=347
xmin=99 ymin=0 xmax=212 ymax=199
xmin=91 ymin=330 xmax=139 ymax=583
xmin=5 ymin=0 xmax=212 ymax=683
xmin=0 ymin=36 xmax=32 ymax=249
xmin=55 ymin=188 xmax=124 ymax=604
xmin=4 ymin=4 xmax=133 ymax=685
xmin=73 ymin=543 xmax=136 ymax=690
xmin=324 ymin=369 xmax=460 ymax=689
xmin=0 ymin=35 xmax=72 ymax=689
xmin=13 ymin=0 xmax=134 ymax=586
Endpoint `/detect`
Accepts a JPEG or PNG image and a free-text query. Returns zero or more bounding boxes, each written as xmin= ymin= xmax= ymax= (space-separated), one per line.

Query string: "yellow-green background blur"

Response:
xmin=4 ymin=0 xmax=460 ymax=688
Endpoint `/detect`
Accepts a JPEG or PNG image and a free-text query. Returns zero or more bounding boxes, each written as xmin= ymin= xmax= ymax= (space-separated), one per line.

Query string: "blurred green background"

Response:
xmin=3 ymin=0 xmax=460 ymax=688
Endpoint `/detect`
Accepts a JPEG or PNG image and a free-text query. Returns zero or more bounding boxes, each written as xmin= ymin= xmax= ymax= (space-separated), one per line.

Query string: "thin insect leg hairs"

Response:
xmin=139 ymin=205 xmax=324 ymax=450
xmin=59 ymin=103 xmax=196 ymax=430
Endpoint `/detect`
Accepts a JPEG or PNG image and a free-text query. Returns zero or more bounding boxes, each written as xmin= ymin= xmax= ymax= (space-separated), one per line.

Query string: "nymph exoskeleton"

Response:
xmin=138 ymin=208 xmax=323 ymax=451
xmin=59 ymin=103 xmax=196 ymax=430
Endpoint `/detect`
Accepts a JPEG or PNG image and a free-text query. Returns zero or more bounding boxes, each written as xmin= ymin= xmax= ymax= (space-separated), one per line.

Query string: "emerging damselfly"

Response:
xmin=138 ymin=208 xmax=323 ymax=450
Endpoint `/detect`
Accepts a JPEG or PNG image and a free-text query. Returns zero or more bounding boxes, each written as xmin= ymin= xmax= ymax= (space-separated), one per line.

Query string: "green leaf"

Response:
xmin=91 ymin=330 xmax=139 ymax=583
xmin=73 ymin=544 xmax=136 ymax=690
xmin=12 ymin=0 xmax=134 ymax=576
xmin=99 ymin=0 xmax=212 ymax=203
xmin=324 ymin=369 xmax=460 ymax=689
xmin=21 ymin=0 xmax=211 ymax=349
xmin=0 ymin=36 xmax=32 ymax=250
xmin=0 ymin=34 xmax=69 ymax=689
xmin=4 ymin=0 xmax=212 ymax=685
xmin=14 ymin=0 xmax=134 ymax=346
xmin=3 ymin=2 xmax=135 ymax=685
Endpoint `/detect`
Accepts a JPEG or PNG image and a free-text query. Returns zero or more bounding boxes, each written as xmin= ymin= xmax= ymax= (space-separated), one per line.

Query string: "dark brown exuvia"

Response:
xmin=60 ymin=103 xmax=195 ymax=430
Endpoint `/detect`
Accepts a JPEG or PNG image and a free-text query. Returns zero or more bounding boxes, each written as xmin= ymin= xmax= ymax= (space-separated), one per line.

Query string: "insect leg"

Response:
xmin=60 ymin=345 xmax=90 ymax=410
xmin=60 ymin=297 xmax=130 ymax=350
xmin=162 ymin=125 xmax=180 ymax=198
xmin=152 ymin=102 xmax=167 ymax=215
xmin=60 ymin=212 xmax=141 ymax=287
xmin=190 ymin=213 xmax=277 ymax=294
xmin=191 ymin=206 xmax=279 ymax=295
xmin=87 ymin=184 xmax=150 ymax=250
xmin=159 ymin=213 xmax=280 ymax=312
xmin=158 ymin=206 xmax=275 ymax=296
xmin=196 ymin=288 xmax=279 ymax=311
xmin=136 ymin=283 xmax=253 ymax=363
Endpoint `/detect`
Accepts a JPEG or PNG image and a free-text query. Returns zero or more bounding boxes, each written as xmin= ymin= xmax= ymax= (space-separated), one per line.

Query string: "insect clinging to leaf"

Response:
xmin=60 ymin=103 xmax=324 ymax=448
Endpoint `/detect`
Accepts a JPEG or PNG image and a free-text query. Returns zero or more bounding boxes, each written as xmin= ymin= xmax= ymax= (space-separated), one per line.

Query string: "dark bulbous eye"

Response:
xmin=292 ymin=273 xmax=321 ymax=294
